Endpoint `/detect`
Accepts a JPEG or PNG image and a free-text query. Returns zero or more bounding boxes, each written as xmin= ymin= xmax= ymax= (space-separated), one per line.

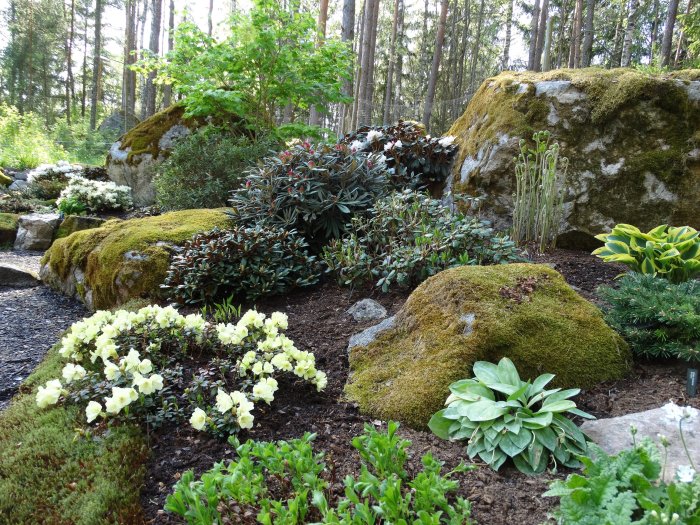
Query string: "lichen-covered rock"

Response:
xmin=40 ymin=209 xmax=230 ymax=310
xmin=0 ymin=169 xmax=11 ymax=187
xmin=14 ymin=213 xmax=61 ymax=251
xmin=56 ymin=215 xmax=106 ymax=239
xmin=0 ymin=213 xmax=19 ymax=245
xmin=448 ymin=68 xmax=700 ymax=249
xmin=345 ymin=263 xmax=631 ymax=429
xmin=106 ymin=105 xmax=199 ymax=206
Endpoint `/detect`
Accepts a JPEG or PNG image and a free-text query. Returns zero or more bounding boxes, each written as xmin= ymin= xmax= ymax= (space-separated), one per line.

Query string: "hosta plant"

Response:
xmin=592 ymin=223 xmax=700 ymax=283
xmin=34 ymin=305 xmax=326 ymax=436
xmin=166 ymin=422 xmax=473 ymax=524
xmin=229 ymin=141 xmax=389 ymax=246
xmin=429 ymin=357 xmax=593 ymax=475
xmin=162 ymin=225 xmax=321 ymax=305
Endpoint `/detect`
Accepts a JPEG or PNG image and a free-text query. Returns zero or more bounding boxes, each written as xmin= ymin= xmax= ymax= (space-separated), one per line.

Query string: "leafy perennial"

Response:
xmin=429 ymin=357 xmax=593 ymax=475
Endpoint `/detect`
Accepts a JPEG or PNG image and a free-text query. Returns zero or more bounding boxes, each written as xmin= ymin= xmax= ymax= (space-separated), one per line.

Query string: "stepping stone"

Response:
xmin=347 ymin=298 xmax=387 ymax=322
xmin=0 ymin=263 xmax=40 ymax=288
xmin=581 ymin=402 xmax=699 ymax=482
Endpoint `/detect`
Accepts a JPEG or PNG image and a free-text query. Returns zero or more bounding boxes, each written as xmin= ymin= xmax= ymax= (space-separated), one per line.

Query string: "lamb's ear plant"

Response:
xmin=429 ymin=357 xmax=593 ymax=475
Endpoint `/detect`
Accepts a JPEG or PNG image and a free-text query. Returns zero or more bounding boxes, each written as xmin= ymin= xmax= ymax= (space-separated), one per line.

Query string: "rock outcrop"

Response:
xmin=40 ymin=209 xmax=230 ymax=310
xmin=14 ymin=213 xmax=61 ymax=251
xmin=345 ymin=263 xmax=631 ymax=428
xmin=447 ymin=68 xmax=700 ymax=249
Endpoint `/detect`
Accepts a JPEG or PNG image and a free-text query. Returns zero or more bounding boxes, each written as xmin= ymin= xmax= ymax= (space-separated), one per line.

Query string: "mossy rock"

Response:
xmin=447 ymin=68 xmax=700 ymax=248
xmin=0 ymin=213 xmax=20 ymax=246
xmin=55 ymin=215 xmax=106 ymax=239
xmin=0 ymin=169 xmax=12 ymax=187
xmin=345 ymin=263 xmax=631 ymax=429
xmin=40 ymin=209 xmax=230 ymax=310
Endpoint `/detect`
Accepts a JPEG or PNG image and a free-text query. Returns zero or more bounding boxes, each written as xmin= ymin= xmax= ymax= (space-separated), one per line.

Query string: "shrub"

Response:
xmin=165 ymin=421 xmax=473 ymax=524
xmin=229 ymin=142 xmax=390 ymax=246
xmin=162 ymin=225 xmax=321 ymax=305
xmin=512 ymin=130 xmax=568 ymax=253
xmin=35 ymin=305 xmax=326 ymax=436
xmin=598 ymin=273 xmax=700 ymax=362
xmin=544 ymin=438 xmax=699 ymax=524
xmin=56 ymin=176 xmax=132 ymax=213
xmin=429 ymin=357 xmax=592 ymax=475
xmin=0 ymin=103 xmax=67 ymax=168
xmin=154 ymin=127 xmax=278 ymax=210
xmin=26 ymin=161 xmax=83 ymax=200
xmin=323 ymin=191 xmax=520 ymax=291
xmin=592 ymin=223 xmax=700 ymax=283
xmin=340 ymin=120 xmax=459 ymax=191
xmin=0 ymin=191 xmax=52 ymax=214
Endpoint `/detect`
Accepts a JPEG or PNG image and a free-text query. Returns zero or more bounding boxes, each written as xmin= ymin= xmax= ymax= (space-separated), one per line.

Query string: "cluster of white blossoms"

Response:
xmin=438 ymin=135 xmax=455 ymax=147
xmin=56 ymin=175 xmax=132 ymax=212
xmin=27 ymin=160 xmax=83 ymax=182
xmin=39 ymin=305 xmax=326 ymax=434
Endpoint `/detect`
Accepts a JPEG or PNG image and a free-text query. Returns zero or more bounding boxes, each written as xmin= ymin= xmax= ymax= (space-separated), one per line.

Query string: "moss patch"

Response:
xmin=42 ymin=209 xmax=230 ymax=309
xmin=0 ymin=170 xmax=12 ymax=187
xmin=0 ymin=345 xmax=147 ymax=524
xmin=56 ymin=215 xmax=106 ymax=239
xmin=345 ymin=263 xmax=631 ymax=429
xmin=0 ymin=212 xmax=19 ymax=245
xmin=117 ymin=104 xmax=194 ymax=162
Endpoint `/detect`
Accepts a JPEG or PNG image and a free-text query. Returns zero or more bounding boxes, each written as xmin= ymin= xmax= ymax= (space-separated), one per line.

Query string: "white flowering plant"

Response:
xmin=339 ymin=121 xmax=458 ymax=191
xmin=56 ymin=175 xmax=132 ymax=213
xmin=25 ymin=160 xmax=84 ymax=200
xmin=36 ymin=305 xmax=326 ymax=436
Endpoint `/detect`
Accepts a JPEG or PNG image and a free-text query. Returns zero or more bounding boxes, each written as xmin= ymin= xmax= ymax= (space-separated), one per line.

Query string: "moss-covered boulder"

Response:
xmin=39 ymin=209 xmax=229 ymax=310
xmin=448 ymin=68 xmax=700 ymax=249
xmin=56 ymin=215 xmax=106 ymax=239
xmin=0 ymin=169 xmax=12 ymax=187
xmin=345 ymin=263 xmax=631 ymax=429
xmin=0 ymin=213 xmax=19 ymax=245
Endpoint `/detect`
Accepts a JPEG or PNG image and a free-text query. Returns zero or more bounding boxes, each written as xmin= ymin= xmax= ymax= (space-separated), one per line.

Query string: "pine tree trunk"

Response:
xmin=469 ymin=0 xmax=486 ymax=91
xmin=309 ymin=0 xmax=329 ymax=127
xmin=620 ymin=0 xmax=639 ymax=66
xmin=423 ymin=0 xmax=448 ymax=128
xmin=568 ymin=0 xmax=583 ymax=67
xmin=383 ymin=0 xmax=401 ymax=124
xmin=649 ymin=0 xmax=660 ymax=62
xmin=542 ymin=15 xmax=554 ymax=70
xmin=144 ymin=0 xmax=161 ymax=117
xmin=64 ymin=0 xmax=76 ymax=124
xmin=581 ymin=0 xmax=595 ymax=66
xmin=357 ymin=0 xmax=378 ymax=126
xmin=393 ymin=0 xmax=405 ymax=121
xmin=89 ymin=0 xmax=103 ymax=130
xmin=528 ymin=0 xmax=541 ymax=69
xmin=208 ymin=0 xmax=214 ymax=36
xmin=162 ymin=0 xmax=174 ymax=108
xmin=673 ymin=0 xmax=692 ymax=66
xmin=340 ymin=0 xmax=355 ymax=133
xmin=534 ymin=0 xmax=549 ymax=71
xmin=660 ymin=0 xmax=680 ymax=66
xmin=502 ymin=0 xmax=514 ymax=70
xmin=610 ymin=0 xmax=626 ymax=66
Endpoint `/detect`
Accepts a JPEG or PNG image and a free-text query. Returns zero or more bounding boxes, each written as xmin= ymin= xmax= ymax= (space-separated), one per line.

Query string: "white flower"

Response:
xmin=85 ymin=401 xmax=102 ymax=423
xmin=216 ymin=389 xmax=234 ymax=413
xmin=133 ymin=373 xmax=164 ymax=395
xmin=394 ymin=140 xmax=403 ymax=148
xmin=104 ymin=361 xmax=120 ymax=381
xmin=270 ymin=312 xmax=288 ymax=329
xmin=366 ymin=130 xmax=383 ymax=143
xmin=271 ymin=353 xmax=292 ymax=371
xmin=239 ymin=310 xmax=265 ymax=329
xmin=137 ymin=359 xmax=153 ymax=375
xmin=676 ymin=465 xmax=696 ymax=483
xmin=438 ymin=135 xmax=455 ymax=147
xmin=61 ymin=363 xmax=86 ymax=383
xmin=230 ymin=390 xmax=247 ymax=405
xmin=251 ymin=361 xmax=264 ymax=375
xmin=663 ymin=402 xmax=698 ymax=424
xmin=350 ymin=139 xmax=365 ymax=151
xmin=384 ymin=141 xmax=395 ymax=151
xmin=104 ymin=386 xmax=138 ymax=414
xmin=237 ymin=410 xmax=254 ymax=429
xmin=121 ymin=348 xmax=141 ymax=373
xmin=314 ymin=370 xmax=328 ymax=391
xmin=36 ymin=379 xmax=63 ymax=408
xmin=252 ymin=378 xmax=278 ymax=404
xmin=189 ymin=408 xmax=207 ymax=430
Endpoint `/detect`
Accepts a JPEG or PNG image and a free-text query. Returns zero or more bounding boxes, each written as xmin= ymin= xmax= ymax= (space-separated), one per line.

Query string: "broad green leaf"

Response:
xmin=464 ymin=399 xmax=509 ymax=422
xmin=428 ymin=410 xmax=452 ymax=439
xmin=496 ymin=357 xmax=521 ymax=385
xmin=539 ymin=400 xmax=577 ymax=413
xmin=472 ymin=361 xmax=501 ymax=385
xmin=522 ymin=411 xmax=553 ymax=429
xmin=528 ymin=373 xmax=555 ymax=397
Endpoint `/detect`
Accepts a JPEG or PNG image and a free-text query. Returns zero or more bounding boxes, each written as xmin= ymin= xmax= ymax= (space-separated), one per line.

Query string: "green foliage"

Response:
xmin=323 ymin=191 xmax=520 ymax=291
xmin=200 ymin=295 xmax=242 ymax=325
xmin=429 ymin=357 xmax=592 ymax=475
xmin=154 ymin=126 xmax=278 ymax=210
xmin=598 ymin=273 xmax=700 ymax=363
xmin=165 ymin=421 xmax=473 ymax=524
xmin=57 ymin=197 xmax=87 ymax=216
xmin=135 ymin=0 xmax=351 ymax=129
xmin=544 ymin=440 xmax=700 ymax=525
xmin=512 ymin=130 xmax=568 ymax=253
xmin=162 ymin=225 xmax=321 ymax=305
xmin=0 ymin=103 xmax=67 ymax=168
xmin=340 ymin=121 xmax=459 ymax=190
xmin=229 ymin=142 xmax=390 ymax=247
xmin=592 ymin=224 xmax=700 ymax=283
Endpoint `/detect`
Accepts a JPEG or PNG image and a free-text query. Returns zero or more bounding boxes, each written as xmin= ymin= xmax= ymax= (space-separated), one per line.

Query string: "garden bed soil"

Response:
xmin=140 ymin=249 xmax=700 ymax=525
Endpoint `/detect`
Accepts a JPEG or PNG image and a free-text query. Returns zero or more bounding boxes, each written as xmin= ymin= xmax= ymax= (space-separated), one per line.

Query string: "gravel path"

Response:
xmin=0 ymin=250 xmax=88 ymax=410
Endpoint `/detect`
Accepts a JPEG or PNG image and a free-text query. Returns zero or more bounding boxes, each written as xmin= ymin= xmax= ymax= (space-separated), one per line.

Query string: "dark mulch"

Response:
xmin=140 ymin=251 xmax=699 ymax=525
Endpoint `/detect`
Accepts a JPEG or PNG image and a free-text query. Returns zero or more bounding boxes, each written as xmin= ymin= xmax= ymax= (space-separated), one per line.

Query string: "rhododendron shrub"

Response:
xmin=36 ymin=305 xmax=326 ymax=435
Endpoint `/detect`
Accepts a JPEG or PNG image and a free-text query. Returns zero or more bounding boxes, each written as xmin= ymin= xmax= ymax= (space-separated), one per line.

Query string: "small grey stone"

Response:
xmin=14 ymin=213 xmax=61 ymax=251
xmin=347 ymin=298 xmax=387 ymax=322
xmin=12 ymin=171 xmax=29 ymax=181
xmin=124 ymin=251 xmax=148 ymax=262
xmin=348 ymin=315 xmax=396 ymax=352
xmin=8 ymin=180 xmax=28 ymax=191
xmin=461 ymin=313 xmax=476 ymax=335
xmin=0 ymin=263 xmax=40 ymax=288
xmin=581 ymin=402 xmax=700 ymax=483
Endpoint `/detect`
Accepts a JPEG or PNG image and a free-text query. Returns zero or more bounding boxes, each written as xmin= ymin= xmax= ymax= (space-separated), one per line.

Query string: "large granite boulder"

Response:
xmin=14 ymin=213 xmax=61 ymax=251
xmin=40 ymin=209 xmax=230 ymax=310
xmin=447 ymin=68 xmax=700 ymax=249
xmin=345 ymin=263 xmax=631 ymax=428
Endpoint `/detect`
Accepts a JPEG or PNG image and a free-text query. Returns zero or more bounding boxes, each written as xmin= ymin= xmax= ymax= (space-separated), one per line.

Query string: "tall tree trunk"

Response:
xmin=364 ymin=0 xmax=380 ymax=124
xmin=502 ymin=0 xmax=514 ymax=70
xmin=309 ymin=0 xmax=329 ymax=127
xmin=528 ymin=0 xmax=541 ymax=69
xmin=351 ymin=0 xmax=366 ymax=130
xmin=456 ymin=0 xmax=472 ymax=96
xmin=660 ymin=0 xmax=680 ymax=66
xmin=89 ymin=0 xmax=103 ymax=130
xmin=542 ymin=15 xmax=554 ymax=70
xmin=673 ymin=0 xmax=692 ymax=66
xmin=534 ymin=0 xmax=549 ymax=70
xmin=620 ymin=0 xmax=639 ymax=66
xmin=64 ymin=0 xmax=76 ymax=124
xmin=555 ymin=0 xmax=571 ymax=68
xmin=340 ymin=0 xmax=355 ymax=133
xmin=393 ymin=0 xmax=405 ymax=121
xmin=81 ymin=4 xmax=88 ymax=118
xmin=568 ymin=0 xmax=583 ymax=67
xmin=144 ymin=0 xmax=162 ymax=117
xmin=610 ymin=0 xmax=626 ymax=66
xmin=581 ymin=0 xmax=595 ymax=66
xmin=357 ymin=0 xmax=378 ymax=126
xmin=383 ymin=0 xmax=401 ymax=124
xmin=162 ymin=0 xmax=174 ymax=108
xmin=208 ymin=0 xmax=214 ymax=36
xmin=649 ymin=0 xmax=660 ymax=62
xmin=423 ymin=0 xmax=448 ymax=128
xmin=123 ymin=0 xmax=138 ymax=119
xmin=469 ymin=0 xmax=486 ymax=91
